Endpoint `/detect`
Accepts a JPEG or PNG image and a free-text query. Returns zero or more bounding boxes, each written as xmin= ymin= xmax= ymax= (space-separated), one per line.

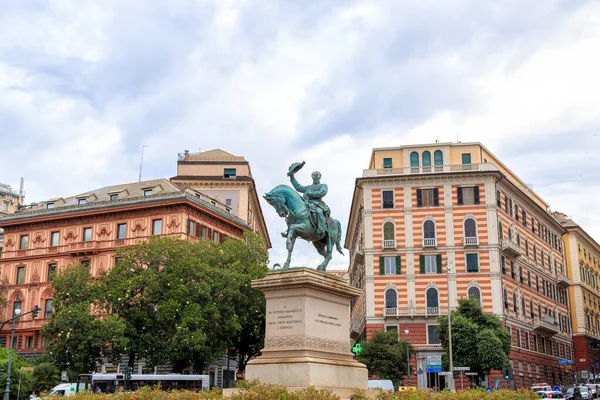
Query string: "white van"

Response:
xmin=48 ymin=383 xmax=78 ymax=397
xmin=368 ymin=380 xmax=395 ymax=392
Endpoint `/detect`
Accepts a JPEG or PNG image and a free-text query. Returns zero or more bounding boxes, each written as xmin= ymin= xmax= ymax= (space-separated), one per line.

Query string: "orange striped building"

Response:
xmin=346 ymin=142 xmax=572 ymax=390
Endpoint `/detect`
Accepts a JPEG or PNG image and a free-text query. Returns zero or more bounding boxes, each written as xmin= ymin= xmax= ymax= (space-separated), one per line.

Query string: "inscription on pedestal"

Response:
xmin=267 ymin=307 xmax=303 ymax=331
xmin=315 ymin=313 xmax=342 ymax=327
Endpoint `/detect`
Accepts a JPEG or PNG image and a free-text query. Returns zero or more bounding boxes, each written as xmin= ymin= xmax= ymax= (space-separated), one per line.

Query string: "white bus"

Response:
xmin=77 ymin=373 xmax=210 ymax=393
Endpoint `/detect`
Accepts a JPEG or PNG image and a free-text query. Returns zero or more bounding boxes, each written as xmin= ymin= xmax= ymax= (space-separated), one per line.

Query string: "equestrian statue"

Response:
xmin=263 ymin=161 xmax=344 ymax=271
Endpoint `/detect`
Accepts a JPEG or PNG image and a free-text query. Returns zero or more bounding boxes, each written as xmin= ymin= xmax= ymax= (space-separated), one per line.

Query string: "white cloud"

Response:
xmin=1 ymin=0 xmax=600 ymax=270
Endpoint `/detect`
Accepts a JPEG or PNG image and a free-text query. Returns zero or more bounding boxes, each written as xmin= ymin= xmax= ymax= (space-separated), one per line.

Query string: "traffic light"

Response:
xmin=32 ymin=305 xmax=42 ymax=319
xmin=503 ymin=368 xmax=510 ymax=379
xmin=124 ymin=366 xmax=131 ymax=381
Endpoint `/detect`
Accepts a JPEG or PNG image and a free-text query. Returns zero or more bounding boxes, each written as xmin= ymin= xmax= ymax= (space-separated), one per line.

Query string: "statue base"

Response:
xmin=245 ymin=267 xmax=368 ymax=395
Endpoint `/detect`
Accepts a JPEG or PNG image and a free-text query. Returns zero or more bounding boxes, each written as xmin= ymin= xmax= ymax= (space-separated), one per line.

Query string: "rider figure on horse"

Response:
xmin=288 ymin=163 xmax=330 ymax=235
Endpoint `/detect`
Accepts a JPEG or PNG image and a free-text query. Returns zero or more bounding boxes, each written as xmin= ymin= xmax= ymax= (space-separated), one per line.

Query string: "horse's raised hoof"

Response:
xmin=282 ymin=262 xmax=290 ymax=269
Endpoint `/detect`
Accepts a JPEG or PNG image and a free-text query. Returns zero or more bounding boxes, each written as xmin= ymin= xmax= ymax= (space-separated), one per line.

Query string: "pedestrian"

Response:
xmin=29 ymin=391 xmax=36 ymax=400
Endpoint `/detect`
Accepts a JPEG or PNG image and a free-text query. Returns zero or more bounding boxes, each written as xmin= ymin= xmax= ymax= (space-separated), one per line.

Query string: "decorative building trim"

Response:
xmin=265 ymin=336 xmax=350 ymax=353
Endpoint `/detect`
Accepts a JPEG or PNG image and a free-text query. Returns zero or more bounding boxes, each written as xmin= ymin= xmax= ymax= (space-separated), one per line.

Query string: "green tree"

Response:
xmin=357 ymin=330 xmax=412 ymax=380
xmin=437 ymin=297 xmax=511 ymax=384
xmin=31 ymin=362 xmax=60 ymax=393
xmin=0 ymin=347 xmax=34 ymax=400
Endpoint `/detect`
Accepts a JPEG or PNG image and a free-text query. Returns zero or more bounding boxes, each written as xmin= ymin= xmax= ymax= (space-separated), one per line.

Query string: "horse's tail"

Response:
xmin=335 ymin=219 xmax=344 ymax=256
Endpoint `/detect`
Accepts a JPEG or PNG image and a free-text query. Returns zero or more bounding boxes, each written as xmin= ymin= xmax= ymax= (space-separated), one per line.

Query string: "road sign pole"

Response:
xmin=461 ymin=371 xmax=464 ymax=390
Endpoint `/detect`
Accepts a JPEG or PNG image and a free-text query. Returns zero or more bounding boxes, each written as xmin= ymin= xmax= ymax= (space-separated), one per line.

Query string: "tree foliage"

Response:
xmin=357 ymin=330 xmax=412 ymax=380
xmin=31 ymin=362 xmax=60 ymax=393
xmin=437 ymin=297 xmax=511 ymax=382
xmin=44 ymin=233 xmax=268 ymax=373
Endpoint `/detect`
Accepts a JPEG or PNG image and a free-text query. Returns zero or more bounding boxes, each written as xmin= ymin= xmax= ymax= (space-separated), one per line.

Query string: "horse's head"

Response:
xmin=264 ymin=191 xmax=288 ymax=218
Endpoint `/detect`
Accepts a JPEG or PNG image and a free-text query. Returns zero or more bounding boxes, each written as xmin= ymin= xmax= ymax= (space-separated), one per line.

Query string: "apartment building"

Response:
xmin=554 ymin=212 xmax=600 ymax=381
xmin=0 ymin=182 xmax=24 ymax=258
xmin=345 ymin=142 xmax=571 ymax=389
xmin=171 ymin=149 xmax=270 ymax=248
xmin=0 ymin=179 xmax=253 ymax=363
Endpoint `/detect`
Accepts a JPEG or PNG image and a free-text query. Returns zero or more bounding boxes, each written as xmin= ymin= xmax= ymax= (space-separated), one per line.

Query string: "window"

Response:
xmin=19 ymin=235 xmax=29 ymax=250
xmin=225 ymin=198 xmax=232 ymax=207
xmin=26 ymin=336 xmax=33 ymax=349
xmin=115 ymin=257 xmax=124 ymax=266
xmin=434 ymin=150 xmax=443 ymax=167
xmin=385 ymin=325 xmax=398 ymax=332
xmin=527 ymin=271 xmax=531 ymax=287
xmin=78 ymin=198 xmax=87 ymax=205
xmin=501 ymin=256 xmax=506 ymax=274
xmin=530 ymin=300 xmax=535 ymax=319
xmin=213 ymin=230 xmax=220 ymax=242
xmin=385 ymin=288 xmax=397 ymax=309
xmin=379 ymin=256 xmax=401 ymax=275
xmin=81 ymin=260 xmax=90 ymax=269
xmin=410 ymin=151 xmax=419 ymax=169
xmin=464 ymin=218 xmax=477 ymax=241
xmin=519 ymin=266 xmax=524 ymax=283
xmin=467 ymin=287 xmax=481 ymax=303
xmin=109 ymin=193 xmax=118 ymax=201
xmin=457 ymin=186 xmax=480 ymax=205
xmin=425 ymin=255 xmax=437 ymax=273
xmin=423 ymin=220 xmax=436 ymax=245
xmin=223 ymin=168 xmax=237 ymax=178
xmin=47 ymin=263 xmax=56 ymax=282
xmin=16 ymin=267 xmax=25 ymax=284
xmin=427 ymin=325 xmax=440 ymax=344
xmin=510 ymin=261 xmax=515 ymax=279
xmin=513 ymin=292 xmax=518 ymax=313
xmin=44 ymin=299 xmax=53 ymax=319
xmin=83 ymin=227 xmax=92 ymax=242
xmin=466 ymin=253 xmax=479 ymax=272
xmin=188 ymin=220 xmax=196 ymax=236
xmin=382 ymin=190 xmax=394 ymax=208
xmin=522 ymin=210 xmax=527 ymax=226
xmin=416 ymin=188 xmax=439 ymax=207
xmin=533 ymin=335 xmax=538 ymax=352
xmin=152 ymin=219 xmax=162 ymax=235
xmin=503 ymin=288 xmax=509 ymax=310
xmin=496 ymin=190 xmax=502 ymax=208
xmin=117 ymin=223 xmax=127 ymax=239
xmin=143 ymin=189 xmax=153 ymax=196
xmin=516 ymin=329 xmax=521 ymax=348
xmin=383 ymin=221 xmax=395 ymax=247
xmin=515 ymin=204 xmax=519 ymax=221
xmin=461 ymin=153 xmax=471 ymax=165
xmin=383 ymin=158 xmax=392 ymax=168
xmin=521 ymin=296 xmax=526 ymax=318
xmin=422 ymin=151 xmax=431 ymax=167
xmin=50 ymin=231 xmax=60 ymax=247
xmin=2 ymin=201 xmax=8 ymax=212
xmin=46 ymin=203 xmax=54 ymax=210
xmin=426 ymin=288 xmax=439 ymax=310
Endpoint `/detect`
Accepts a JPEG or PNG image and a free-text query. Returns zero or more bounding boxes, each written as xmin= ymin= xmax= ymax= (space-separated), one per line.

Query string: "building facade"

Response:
xmin=554 ymin=212 xmax=600 ymax=381
xmin=171 ymin=149 xmax=270 ymax=248
xmin=345 ymin=142 xmax=572 ymax=390
xmin=0 ymin=182 xmax=24 ymax=257
xmin=0 ymin=179 xmax=253 ymax=369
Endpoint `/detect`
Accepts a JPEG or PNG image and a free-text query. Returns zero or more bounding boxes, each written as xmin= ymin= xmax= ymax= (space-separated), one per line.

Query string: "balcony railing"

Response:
xmin=464 ymin=236 xmax=479 ymax=246
xmin=423 ymin=238 xmax=437 ymax=247
xmin=557 ymin=273 xmax=571 ymax=289
xmin=383 ymin=239 xmax=397 ymax=249
xmin=581 ymin=327 xmax=600 ymax=339
xmin=363 ymin=162 xmax=498 ymax=177
xmin=500 ymin=239 xmax=521 ymax=258
xmin=532 ymin=317 xmax=559 ymax=336
xmin=385 ymin=307 xmax=452 ymax=317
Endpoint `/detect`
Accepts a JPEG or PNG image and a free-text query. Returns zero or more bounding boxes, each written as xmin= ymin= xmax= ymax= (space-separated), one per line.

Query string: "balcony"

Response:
xmin=464 ymin=236 xmax=479 ymax=246
xmin=363 ymin=162 xmax=498 ymax=177
xmin=557 ymin=272 xmax=571 ymax=289
xmin=423 ymin=238 xmax=437 ymax=247
xmin=532 ymin=316 xmax=559 ymax=336
xmin=383 ymin=239 xmax=397 ymax=249
xmin=500 ymin=239 xmax=521 ymax=258
xmin=354 ymin=244 xmax=365 ymax=264
xmin=581 ymin=327 xmax=600 ymax=339
xmin=384 ymin=307 xmax=451 ymax=317
xmin=350 ymin=319 xmax=364 ymax=340
xmin=67 ymin=241 xmax=99 ymax=256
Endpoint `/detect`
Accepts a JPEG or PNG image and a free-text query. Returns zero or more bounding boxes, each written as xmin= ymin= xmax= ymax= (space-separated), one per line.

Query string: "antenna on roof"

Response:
xmin=138 ymin=144 xmax=149 ymax=182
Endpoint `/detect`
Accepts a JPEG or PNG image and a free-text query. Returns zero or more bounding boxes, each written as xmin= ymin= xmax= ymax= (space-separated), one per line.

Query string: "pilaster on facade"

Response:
xmin=365 ymin=275 xmax=375 ymax=318
xmin=403 ymin=188 xmax=414 ymax=248
xmin=491 ymin=271 xmax=504 ymax=316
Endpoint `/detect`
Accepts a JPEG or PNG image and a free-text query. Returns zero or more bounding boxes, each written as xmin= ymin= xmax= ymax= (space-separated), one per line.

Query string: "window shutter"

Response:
xmin=436 ymin=254 xmax=442 ymax=273
xmin=196 ymin=223 xmax=202 ymax=237
xmin=419 ymin=255 xmax=425 ymax=274
xmin=457 ymin=187 xmax=463 ymax=205
xmin=207 ymin=227 xmax=213 ymax=240
xmin=395 ymin=256 xmax=401 ymax=275
xmin=416 ymin=189 xmax=422 ymax=207
xmin=379 ymin=257 xmax=385 ymax=275
xmin=474 ymin=186 xmax=480 ymax=204
xmin=433 ymin=188 xmax=439 ymax=206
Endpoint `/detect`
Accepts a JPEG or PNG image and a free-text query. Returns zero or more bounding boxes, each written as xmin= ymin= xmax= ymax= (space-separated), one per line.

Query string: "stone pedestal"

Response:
xmin=245 ymin=267 xmax=368 ymax=395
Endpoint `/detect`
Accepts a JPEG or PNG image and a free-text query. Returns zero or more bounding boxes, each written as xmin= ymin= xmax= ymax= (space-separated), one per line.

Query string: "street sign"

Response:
xmin=426 ymin=366 xmax=442 ymax=373
xmin=418 ymin=368 xmax=424 ymax=375
xmin=426 ymin=355 xmax=442 ymax=363
xmin=453 ymin=367 xmax=470 ymax=371
xmin=439 ymin=371 xmax=452 ymax=376
xmin=558 ymin=359 xmax=573 ymax=366
xmin=20 ymin=367 xmax=34 ymax=372
xmin=465 ymin=372 xmax=478 ymax=376
xmin=61 ymin=371 xmax=68 ymax=382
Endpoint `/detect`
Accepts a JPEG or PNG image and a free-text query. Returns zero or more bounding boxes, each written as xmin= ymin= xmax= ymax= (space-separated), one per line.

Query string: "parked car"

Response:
xmin=566 ymin=386 xmax=590 ymax=400
xmin=538 ymin=391 xmax=565 ymax=398
xmin=532 ymin=384 xmax=554 ymax=393
xmin=586 ymin=384 xmax=598 ymax=398
xmin=368 ymin=380 xmax=395 ymax=392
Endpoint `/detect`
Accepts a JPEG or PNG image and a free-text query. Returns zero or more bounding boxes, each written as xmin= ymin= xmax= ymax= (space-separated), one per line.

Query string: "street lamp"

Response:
xmin=405 ymin=322 xmax=411 ymax=386
xmin=1 ymin=300 xmax=42 ymax=400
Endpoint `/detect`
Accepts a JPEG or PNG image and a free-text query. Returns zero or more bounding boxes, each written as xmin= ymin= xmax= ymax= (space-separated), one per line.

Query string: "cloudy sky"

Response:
xmin=1 ymin=0 xmax=599 ymax=270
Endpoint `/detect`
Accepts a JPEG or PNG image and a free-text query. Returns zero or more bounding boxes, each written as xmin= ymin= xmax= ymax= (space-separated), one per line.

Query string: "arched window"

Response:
xmin=385 ymin=288 xmax=397 ymax=309
xmin=508 ymin=227 xmax=513 ymax=241
xmin=498 ymin=220 xmax=503 ymax=240
xmin=516 ymin=233 xmax=521 ymax=247
xmin=383 ymin=222 xmax=395 ymax=241
xmin=464 ymin=218 xmax=477 ymax=239
xmin=410 ymin=152 xmax=419 ymax=168
xmin=426 ymin=288 xmax=439 ymax=311
xmin=530 ymin=299 xmax=534 ymax=318
xmin=422 ymin=151 xmax=431 ymax=166
xmin=513 ymin=292 xmax=518 ymax=313
xmin=434 ymin=150 xmax=443 ymax=166
xmin=424 ymin=220 xmax=436 ymax=239
xmin=521 ymin=296 xmax=526 ymax=318
xmin=467 ymin=286 xmax=481 ymax=303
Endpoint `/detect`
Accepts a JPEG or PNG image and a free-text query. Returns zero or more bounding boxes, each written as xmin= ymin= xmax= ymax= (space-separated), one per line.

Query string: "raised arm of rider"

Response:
xmin=290 ymin=175 xmax=306 ymax=193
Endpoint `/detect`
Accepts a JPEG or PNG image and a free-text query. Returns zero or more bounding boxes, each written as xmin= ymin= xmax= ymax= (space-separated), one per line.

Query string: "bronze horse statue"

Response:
xmin=263 ymin=184 xmax=344 ymax=271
